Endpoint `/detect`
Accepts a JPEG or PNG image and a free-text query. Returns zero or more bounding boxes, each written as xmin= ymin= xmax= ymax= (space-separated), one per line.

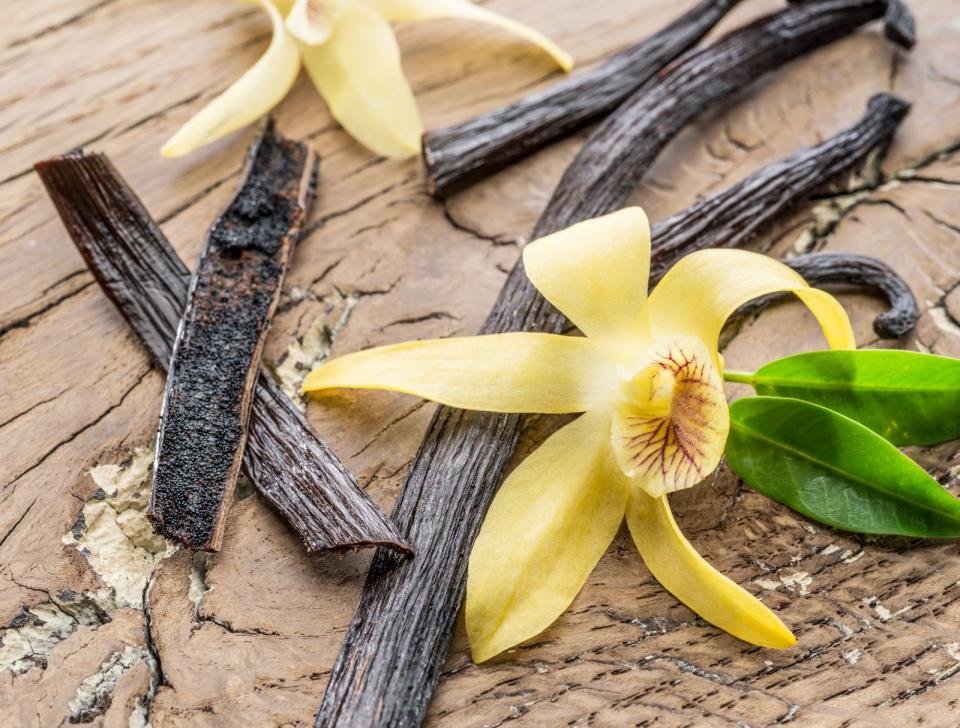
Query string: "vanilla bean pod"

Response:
xmin=540 ymin=0 xmax=914 ymax=230
xmin=147 ymin=120 xmax=319 ymax=550
xmin=747 ymin=253 xmax=919 ymax=336
xmin=316 ymin=3 xmax=916 ymax=725
xmin=36 ymin=152 xmax=411 ymax=555
xmin=648 ymin=92 xmax=916 ymax=338
xmin=423 ymin=0 xmax=742 ymax=196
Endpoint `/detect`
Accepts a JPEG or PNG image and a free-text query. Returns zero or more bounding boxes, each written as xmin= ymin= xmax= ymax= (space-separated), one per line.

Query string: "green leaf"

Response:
xmin=726 ymin=396 xmax=960 ymax=537
xmin=746 ymin=350 xmax=960 ymax=446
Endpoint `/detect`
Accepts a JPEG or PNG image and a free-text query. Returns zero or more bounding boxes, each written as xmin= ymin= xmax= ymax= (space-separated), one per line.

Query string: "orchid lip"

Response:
xmin=610 ymin=336 xmax=729 ymax=496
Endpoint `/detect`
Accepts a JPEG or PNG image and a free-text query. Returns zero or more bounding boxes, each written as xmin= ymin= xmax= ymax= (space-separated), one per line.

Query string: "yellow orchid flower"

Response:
xmin=161 ymin=0 xmax=572 ymax=159
xmin=303 ymin=207 xmax=855 ymax=661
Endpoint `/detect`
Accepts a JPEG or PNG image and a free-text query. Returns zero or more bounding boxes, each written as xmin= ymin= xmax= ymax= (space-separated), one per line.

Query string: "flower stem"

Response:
xmin=722 ymin=369 xmax=756 ymax=385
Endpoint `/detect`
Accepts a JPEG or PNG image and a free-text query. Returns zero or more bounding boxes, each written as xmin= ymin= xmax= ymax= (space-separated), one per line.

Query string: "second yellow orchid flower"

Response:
xmin=161 ymin=0 xmax=572 ymax=159
xmin=304 ymin=207 xmax=856 ymax=661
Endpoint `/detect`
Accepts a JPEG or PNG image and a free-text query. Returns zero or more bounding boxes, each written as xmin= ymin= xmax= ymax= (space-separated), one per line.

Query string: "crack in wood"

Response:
xmin=1 ymin=366 xmax=152 ymax=492
xmin=0 ymin=389 xmax=67 ymax=432
xmin=789 ymin=140 xmax=960 ymax=259
xmin=924 ymin=209 xmax=960 ymax=238
xmin=5 ymin=0 xmax=122 ymax=50
xmin=440 ymin=200 xmax=518 ymax=247
xmin=156 ymin=171 xmax=240 ymax=225
xmin=302 ymin=178 xmax=412 ymax=238
xmin=0 ymin=281 xmax=94 ymax=341
xmin=117 ymin=91 xmax=204 ymax=136
xmin=0 ymin=497 xmax=37 ymax=552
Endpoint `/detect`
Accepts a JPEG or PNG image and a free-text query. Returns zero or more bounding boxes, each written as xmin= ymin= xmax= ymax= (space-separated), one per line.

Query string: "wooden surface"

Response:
xmin=2 ymin=0 xmax=960 ymax=725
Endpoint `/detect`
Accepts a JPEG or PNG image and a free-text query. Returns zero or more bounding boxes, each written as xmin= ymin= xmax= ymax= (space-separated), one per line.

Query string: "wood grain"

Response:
xmin=2 ymin=0 xmax=960 ymax=726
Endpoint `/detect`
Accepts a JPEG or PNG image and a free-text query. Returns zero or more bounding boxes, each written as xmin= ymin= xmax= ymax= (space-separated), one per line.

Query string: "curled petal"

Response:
xmin=301 ymin=4 xmax=422 ymax=158
xmin=647 ymin=249 xmax=856 ymax=370
xmin=523 ymin=208 xmax=651 ymax=356
xmin=626 ymin=491 xmax=796 ymax=648
xmin=375 ymin=0 xmax=573 ymax=71
xmin=612 ymin=336 xmax=728 ymax=497
xmin=161 ymin=0 xmax=301 ymax=158
xmin=285 ymin=0 xmax=334 ymax=45
xmin=467 ymin=409 xmax=627 ymax=662
xmin=303 ymin=333 xmax=614 ymax=414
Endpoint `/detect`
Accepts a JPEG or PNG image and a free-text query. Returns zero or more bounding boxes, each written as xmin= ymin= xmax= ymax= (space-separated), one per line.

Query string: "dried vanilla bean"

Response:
xmin=423 ymin=0 xmax=743 ymax=196
xmin=35 ymin=152 xmax=411 ymax=555
xmin=149 ymin=120 xmax=316 ymax=550
xmin=648 ymin=93 xmax=916 ymax=338
xmin=762 ymin=253 xmax=917 ymax=337
xmin=540 ymin=0 xmax=915 ymax=231
xmin=315 ymin=2 xmax=916 ymax=722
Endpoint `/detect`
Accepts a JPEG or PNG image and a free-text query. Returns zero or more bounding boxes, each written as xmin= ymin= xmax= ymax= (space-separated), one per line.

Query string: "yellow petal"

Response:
xmin=300 ymin=4 xmax=422 ymax=158
xmin=374 ymin=0 xmax=573 ymax=71
xmin=161 ymin=0 xmax=301 ymax=158
xmin=647 ymin=249 xmax=855 ymax=370
xmin=467 ymin=409 xmax=627 ymax=662
xmin=626 ymin=491 xmax=796 ymax=648
xmin=522 ymin=208 xmax=652 ymax=356
xmin=285 ymin=0 xmax=333 ymax=45
xmin=270 ymin=0 xmax=296 ymax=14
xmin=303 ymin=333 xmax=615 ymax=413
xmin=612 ymin=336 xmax=728 ymax=497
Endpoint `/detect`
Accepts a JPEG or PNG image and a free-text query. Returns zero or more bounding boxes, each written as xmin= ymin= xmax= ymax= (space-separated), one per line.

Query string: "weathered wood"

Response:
xmin=4 ymin=0 xmax=960 ymax=725
xmin=314 ymin=14 xmax=917 ymax=721
xmin=34 ymin=151 xmax=411 ymax=555
xmin=422 ymin=0 xmax=743 ymax=196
